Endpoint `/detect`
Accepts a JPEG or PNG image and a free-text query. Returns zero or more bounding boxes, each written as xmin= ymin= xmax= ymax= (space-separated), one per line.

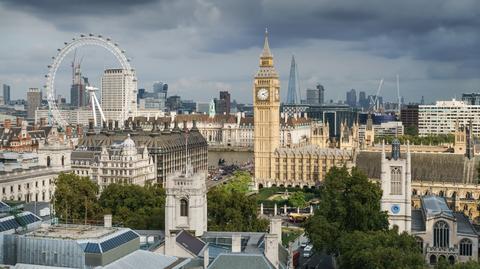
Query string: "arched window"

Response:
xmin=61 ymin=155 xmax=65 ymax=166
xmin=466 ymin=192 xmax=473 ymax=199
xmin=430 ymin=255 xmax=437 ymax=265
xmin=46 ymin=156 xmax=51 ymax=167
xmin=390 ymin=167 xmax=402 ymax=195
xmin=412 ymin=189 xmax=418 ymax=196
xmin=439 ymin=191 xmax=444 ymax=197
xmin=416 ymin=237 xmax=424 ymax=253
xmin=180 ymin=199 xmax=188 ymax=217
xmin=434 ymin=221 xmax=449 ymax=248
xmin=460 ymin=238 xmax=472 ymax=256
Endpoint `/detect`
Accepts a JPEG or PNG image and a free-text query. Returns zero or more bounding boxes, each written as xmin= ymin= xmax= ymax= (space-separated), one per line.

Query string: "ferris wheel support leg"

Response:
xmin=91 ymin=94 xmax=97 ymax=127
xmin=93 ymin=94 xmax=106 ymax=123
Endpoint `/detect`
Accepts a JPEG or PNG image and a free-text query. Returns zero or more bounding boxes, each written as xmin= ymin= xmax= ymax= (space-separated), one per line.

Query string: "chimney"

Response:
xmin=236 ymin=112 xmax=241 ymax=125
xmin=232 ymin=234 xmax=241 ymax=253
xmin=4 ymin=119 xmax=11 ymax=129
xmin=16 ymin=117 xmax=23 ymax=127
xmin=66 ymin=126 xmax=72 ymax=137
xmin=264 ymin=234 xmax=279 ymax=269
xmin=40 ymin=117 xmax=47 ymax=127
xmin=203 ymin=244 xmax=210 ymax=269
xmin=76 ymin=126 xmax=83 ymax=138
xmin=165 ymin=232 xmax=176 ymax=256
xmin=88 ymin=119 xmax=94 ymax=131
xmin=104 ymin=214 xmax=112 ymax=228
xmin=270 ymin=218 xmax=282 ymax=243
xmin=162 ymin=122 xmax=171 ymax=134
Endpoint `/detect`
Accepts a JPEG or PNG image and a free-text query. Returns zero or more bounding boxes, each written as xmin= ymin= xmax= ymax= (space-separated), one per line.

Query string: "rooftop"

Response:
xmin=421 ymin=196 xmax=454 ymax=218
xmin=25 ymin=224 xmax=121 ymax=240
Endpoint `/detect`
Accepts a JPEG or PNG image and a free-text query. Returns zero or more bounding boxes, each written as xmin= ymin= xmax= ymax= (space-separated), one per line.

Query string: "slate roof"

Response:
xmin=77 ymin=125 xmax=206 ymax=152
xmin=104 ymin=249 xmax=189 ymax=269
xmin=176 ymin=230 xmax=206 ymax=256
xmin=208 ymin=253 xmax=275 ymax=269
xmin=355 ymin=151 xmax=479 ymax=183
xmin=454 ymin=213 xmax=477 ymax=235
xmin=422 ymin=196 xmax=454 ymax=219
xmin=411 ymin=210 xmax=426 ymax=232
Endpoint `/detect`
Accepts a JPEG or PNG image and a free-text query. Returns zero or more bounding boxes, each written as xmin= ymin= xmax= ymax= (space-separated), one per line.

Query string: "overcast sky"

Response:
xmin=1 ymin=0 xmax=480 ymax=104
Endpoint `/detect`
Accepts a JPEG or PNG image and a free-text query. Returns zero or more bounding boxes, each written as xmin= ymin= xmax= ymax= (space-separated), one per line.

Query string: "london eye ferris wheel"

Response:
xmin=44 ymin=34 xmax=136 ymax=129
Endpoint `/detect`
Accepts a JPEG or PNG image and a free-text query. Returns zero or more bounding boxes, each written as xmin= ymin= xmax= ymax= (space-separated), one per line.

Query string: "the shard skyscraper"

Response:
xmin=286 ymin=55 xmax=300 ymax=104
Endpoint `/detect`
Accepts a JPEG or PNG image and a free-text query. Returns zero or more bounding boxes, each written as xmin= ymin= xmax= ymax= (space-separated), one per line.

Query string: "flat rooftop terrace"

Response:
xmin=25 ymin=224 xmax=120 ymax=240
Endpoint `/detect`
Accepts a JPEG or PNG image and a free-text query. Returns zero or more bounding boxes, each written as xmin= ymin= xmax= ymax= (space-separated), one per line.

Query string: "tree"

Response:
xmin=304 ymin=166 xmax=389 ymax=255
xmin=405 ymin=126 xmax=419 ymax=136
xmin=337 ymin=229 xmax=425 ymax=269
xmin=98 ymin=184 xmax=166 ymax=229
xmin=208 ymin=176 xmax=268 ymax=232
xmin=223 ymin=170 xmax=252 ymax=194
xmin=53 ymin=173 xmax=100 ymax=223
xmin=288 ymin=191 xmax=307 ymax=208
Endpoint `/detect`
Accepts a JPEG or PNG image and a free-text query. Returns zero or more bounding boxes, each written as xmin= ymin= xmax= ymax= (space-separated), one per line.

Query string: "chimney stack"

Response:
xmin=4 ymin=119 xmax=11 ymax=130
xmin=232 ymin=234 xmax=241 ymax=253
xmin=270 ymin=218 xmax=282 ymax=243
xmin=16 ymin=117 xmax=23 ymax=127
xmin=66 ymin=126 xmax=72 ymax=137
xmin=264 ymin=234 xmax=279 ymax=269
xmin=104 ymin=214 xmax=112 ymax=228
xmin=40 ymin=117 xmax=47 ymax=127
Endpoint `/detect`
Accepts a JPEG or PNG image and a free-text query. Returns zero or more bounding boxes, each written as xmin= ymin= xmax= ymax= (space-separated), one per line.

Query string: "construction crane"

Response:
xmin=368 ymin=78 xmax=384 ymax=113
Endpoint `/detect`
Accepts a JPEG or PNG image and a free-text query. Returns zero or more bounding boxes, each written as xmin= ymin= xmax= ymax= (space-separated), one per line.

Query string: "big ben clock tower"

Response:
xmin=254 ymin=29 xmax=280 ymax=187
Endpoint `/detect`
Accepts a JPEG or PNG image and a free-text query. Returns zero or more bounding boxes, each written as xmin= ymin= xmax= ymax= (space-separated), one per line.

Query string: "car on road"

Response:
xmin=300 ymin=240 xmax=309 ymax=248
xmin=303 ymin=245 xmax=313 ymax=258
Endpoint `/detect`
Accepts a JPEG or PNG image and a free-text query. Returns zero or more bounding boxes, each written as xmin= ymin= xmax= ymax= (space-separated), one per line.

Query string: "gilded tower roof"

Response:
xmin=256 ymin=28 xmax=278 ymax=78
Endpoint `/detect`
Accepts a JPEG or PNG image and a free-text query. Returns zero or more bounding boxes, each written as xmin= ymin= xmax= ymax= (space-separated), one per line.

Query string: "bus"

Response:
xmin=288 ymin=213 xmax=309 ymax=223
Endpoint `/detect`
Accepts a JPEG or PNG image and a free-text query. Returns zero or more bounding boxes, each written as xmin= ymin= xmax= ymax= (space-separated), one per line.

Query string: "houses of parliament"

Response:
xmin=252 ymin=30 xmax=480 ymax=226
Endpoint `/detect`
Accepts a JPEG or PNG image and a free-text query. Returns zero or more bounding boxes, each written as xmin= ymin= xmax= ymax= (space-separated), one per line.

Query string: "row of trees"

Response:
xmin=53 ymin=171 xmax=268 ymax=232
xmin=53 ymin=173 xmax=166 ymax=230
xmin=376 ymin=134 xmax=454 ymax=146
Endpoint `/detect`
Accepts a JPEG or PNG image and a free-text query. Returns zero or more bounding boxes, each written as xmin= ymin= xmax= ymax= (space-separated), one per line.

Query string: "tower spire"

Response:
xmin=261 ymin=27 xmax=272 ymax=58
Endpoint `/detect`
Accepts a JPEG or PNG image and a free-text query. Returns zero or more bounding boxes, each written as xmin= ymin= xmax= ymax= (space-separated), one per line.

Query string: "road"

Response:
xmin=298 ymin=248 xmax=335 ymax=269
xmin=206 ymin=174 xmax=232 ymax=189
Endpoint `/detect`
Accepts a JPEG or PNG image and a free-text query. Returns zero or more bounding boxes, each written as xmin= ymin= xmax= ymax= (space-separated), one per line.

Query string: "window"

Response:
xmin=460 ymin=238 xmax=472 ymax=256
xmin=416 ymin=237 xmax=424 ymax=252
xmin=434 ymin=221 xmax=449 ymax=248
xmin=390 ymin=167 xmax=402 ymax=195
xmin=180 ymin=199 xmax=188 ymax=217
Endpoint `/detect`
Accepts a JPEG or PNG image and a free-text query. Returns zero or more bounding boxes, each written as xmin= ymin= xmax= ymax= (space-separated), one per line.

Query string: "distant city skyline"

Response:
xmin=1 ymin=1 xmax=480 ymax=104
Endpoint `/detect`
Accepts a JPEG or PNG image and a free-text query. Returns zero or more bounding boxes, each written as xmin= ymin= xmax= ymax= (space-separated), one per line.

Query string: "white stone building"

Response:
xmin=419 ymin=99 xmax=480 ymax=136
xmin=101 ymin=69 xmax=137 ymax=124
xmin=72 ymin=135 xmax=155 ymax=189
xmin=0 ymin=152 xmax=64 ymax=202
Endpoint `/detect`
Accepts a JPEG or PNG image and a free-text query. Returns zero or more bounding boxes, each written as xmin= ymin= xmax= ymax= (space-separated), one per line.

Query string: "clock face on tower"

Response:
xmin=257 ymin=88 xmax=269 ymax=101
xmin=391 ymin=204 xmax=401 ymax=214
